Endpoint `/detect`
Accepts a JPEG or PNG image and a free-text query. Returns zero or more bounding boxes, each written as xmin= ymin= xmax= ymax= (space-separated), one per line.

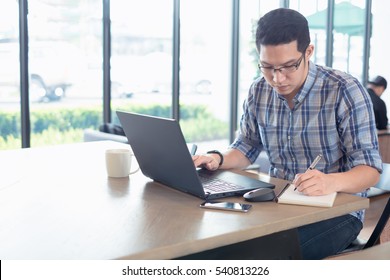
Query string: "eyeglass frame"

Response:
xmin=257 ymin=52 xmax=306 ymax=75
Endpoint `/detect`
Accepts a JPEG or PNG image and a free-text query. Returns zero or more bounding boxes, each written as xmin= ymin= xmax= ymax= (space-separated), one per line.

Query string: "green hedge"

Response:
xmin=0 ymin=104 xmax=228 ymax=149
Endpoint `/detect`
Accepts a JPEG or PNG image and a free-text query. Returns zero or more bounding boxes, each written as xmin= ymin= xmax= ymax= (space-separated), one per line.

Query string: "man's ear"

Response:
xmin=306 ymin=44 xmax=314 ymax=60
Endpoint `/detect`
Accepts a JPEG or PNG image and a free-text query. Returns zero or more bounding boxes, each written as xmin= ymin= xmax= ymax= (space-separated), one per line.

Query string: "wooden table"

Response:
xmin=0 ymin=141 xmax=369 ymax=259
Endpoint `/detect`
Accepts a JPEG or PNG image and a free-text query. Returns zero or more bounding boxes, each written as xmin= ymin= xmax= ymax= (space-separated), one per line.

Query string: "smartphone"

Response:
xmin=200 ymin=201 xmax=252 ymax=212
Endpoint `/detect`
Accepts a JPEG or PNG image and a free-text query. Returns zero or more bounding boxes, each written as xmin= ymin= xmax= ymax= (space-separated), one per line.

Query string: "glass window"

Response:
xmin=180 ymin=0 xmax=232 ymax=152
xmin=238 ymin=0 xmax=280 ymax=127
xmin=111 ymin=0 xmax=173 ymax=125
xmin=332 ymin=0 xmax=365 ymax=81
xmin=291 ymin=0 xmax=328 ymax=66
xmin=3 ymin=0 xmax=383 ymax=151
xmin=27 ymin=0 xmax=103 ymax=147
xmin=290 ymin=0 xmax=328 ymax=65
xmin=369 ymin=1 xmax=390 ymax=109
xmin=0 ymin=1 xmax=21 ymax=149
xmin=301 ymin=0 xmax=366 ymax=81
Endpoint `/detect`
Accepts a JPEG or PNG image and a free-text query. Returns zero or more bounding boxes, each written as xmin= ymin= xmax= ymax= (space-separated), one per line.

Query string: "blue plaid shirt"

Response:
xmin=231 ymin=61 xmax=382 ymax=222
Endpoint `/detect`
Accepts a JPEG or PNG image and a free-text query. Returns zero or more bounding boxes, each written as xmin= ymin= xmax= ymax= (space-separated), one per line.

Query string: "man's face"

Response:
xmin=258 ymin=41 xmax=313 ymax=100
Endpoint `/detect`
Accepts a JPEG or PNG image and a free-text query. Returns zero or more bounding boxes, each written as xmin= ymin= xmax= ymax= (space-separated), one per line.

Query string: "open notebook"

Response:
xmin=276 ymin=183 xmax=337 ymax=207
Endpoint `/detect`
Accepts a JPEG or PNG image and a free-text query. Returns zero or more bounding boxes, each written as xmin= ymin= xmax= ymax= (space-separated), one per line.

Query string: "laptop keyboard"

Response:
xmin=198 ymin=174 xmax=243 ymax=192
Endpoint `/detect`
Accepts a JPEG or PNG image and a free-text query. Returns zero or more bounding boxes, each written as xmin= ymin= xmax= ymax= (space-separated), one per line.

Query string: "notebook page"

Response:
xmin=276 ymin=183 xmax=337 ymax=207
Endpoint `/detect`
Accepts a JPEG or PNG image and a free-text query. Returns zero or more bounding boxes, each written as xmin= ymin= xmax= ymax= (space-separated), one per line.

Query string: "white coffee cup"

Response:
xmin=105 ymin=149 xmax=139 ymax=178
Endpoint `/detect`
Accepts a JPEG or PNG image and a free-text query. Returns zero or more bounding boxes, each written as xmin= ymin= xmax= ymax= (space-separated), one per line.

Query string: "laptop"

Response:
xmin=117 ymin=111 xmax=275 ymax=200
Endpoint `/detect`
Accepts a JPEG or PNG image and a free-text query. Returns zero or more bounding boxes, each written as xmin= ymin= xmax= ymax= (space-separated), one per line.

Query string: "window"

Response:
xmin=0 ymin=1 xmax=20 ymax=149
xmin=0 ymin=0 xmax=384 ymax=151
xmin=111 ymin=0 xmax=173 ymax=123
xmin=332 ymin=0 xmax=366 ymax=81
xmin=180 ymin=0 xmax=232 ymax=151
xmin=296 ymin=0 xmax=366 ymax=81
xmin=291 ymin=0 xmax=328 ymax=66
xmin=370 ymin=1 xmax=390 ymax=110
xmin=238 ymin=0 xmax=280 ymax=125
xmin=29 ymin=0 xmax=103 ymax=147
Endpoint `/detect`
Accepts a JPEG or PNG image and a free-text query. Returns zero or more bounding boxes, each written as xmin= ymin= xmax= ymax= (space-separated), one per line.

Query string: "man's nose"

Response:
xmin=273 ymin=70 xmax=286 ymax=83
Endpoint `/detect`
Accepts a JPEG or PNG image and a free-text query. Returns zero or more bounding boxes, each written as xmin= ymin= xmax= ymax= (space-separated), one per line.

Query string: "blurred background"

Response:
xmin=0 ymin=0 xmax=388 ymax=151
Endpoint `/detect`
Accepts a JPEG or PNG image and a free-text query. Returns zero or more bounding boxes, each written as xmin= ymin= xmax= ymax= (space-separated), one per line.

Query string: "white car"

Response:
xmin=111 ymin=52 xmax=213 ymax=96
xmin=0 ymin=41 xmax=86 ymax=102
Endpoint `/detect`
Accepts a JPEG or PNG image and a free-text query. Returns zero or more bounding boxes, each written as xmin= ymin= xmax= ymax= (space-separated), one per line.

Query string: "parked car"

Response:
xmin=0 ymin=40 xmax=85 ymax=102
xmin=111 ymin=51 xmax=213 ymax=95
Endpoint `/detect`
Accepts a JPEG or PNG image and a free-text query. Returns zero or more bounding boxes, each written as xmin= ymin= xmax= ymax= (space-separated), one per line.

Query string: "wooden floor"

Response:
xmin=359 ymin=193 xmax=390 ymax=240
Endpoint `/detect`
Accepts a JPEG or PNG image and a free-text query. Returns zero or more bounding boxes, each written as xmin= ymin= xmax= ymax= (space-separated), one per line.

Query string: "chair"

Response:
xmin=338 ymin=163 xmax=390 ymax=254
xmin=363 ymin=196 xmax=390 ymax=248
xmin=83 ymin=122 xmax=128 ymax=143
xmin=83 ymin=128 xmax=128 ymax=143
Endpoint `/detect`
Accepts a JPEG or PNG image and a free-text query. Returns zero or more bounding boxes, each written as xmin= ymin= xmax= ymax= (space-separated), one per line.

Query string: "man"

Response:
xmin=367 ymin=75 xmax=388 ymax=129
xmin=193 ymin=8 xmax=382 ymax=259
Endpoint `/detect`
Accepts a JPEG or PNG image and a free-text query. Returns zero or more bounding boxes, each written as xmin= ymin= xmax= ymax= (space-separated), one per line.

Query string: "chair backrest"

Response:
xmin=363 ymin=196 xmax=390 ymax=248
xmin=380 ymin=214 xmax=390 ymax=243
xmin=363 ymin=163 xmax=390 ymax=248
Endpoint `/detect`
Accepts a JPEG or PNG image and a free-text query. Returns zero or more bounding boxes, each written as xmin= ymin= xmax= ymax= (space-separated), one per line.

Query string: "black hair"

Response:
xmin=255 ymin=8 xmax=310 ymax=53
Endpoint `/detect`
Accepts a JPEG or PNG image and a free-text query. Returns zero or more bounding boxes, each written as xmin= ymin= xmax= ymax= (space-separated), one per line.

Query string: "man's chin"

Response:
xmin=274 ymin=85 xmax=291 ymax=94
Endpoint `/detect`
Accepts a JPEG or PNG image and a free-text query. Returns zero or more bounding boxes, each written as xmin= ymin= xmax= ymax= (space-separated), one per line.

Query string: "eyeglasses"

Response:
xmin=258 ymin=53 xmax=305 ymax=75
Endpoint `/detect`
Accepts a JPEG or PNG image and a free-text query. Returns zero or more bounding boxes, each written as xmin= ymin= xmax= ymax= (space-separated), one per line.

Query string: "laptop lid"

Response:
xmin=116 ymin=111 xmax=274 ymax=199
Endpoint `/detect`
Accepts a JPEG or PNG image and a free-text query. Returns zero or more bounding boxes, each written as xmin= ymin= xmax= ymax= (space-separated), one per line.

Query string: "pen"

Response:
xmin=294 ymin=154 xmax=322 ymax=191
xmin=190 ymin=144 xmax=198 ymax=156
